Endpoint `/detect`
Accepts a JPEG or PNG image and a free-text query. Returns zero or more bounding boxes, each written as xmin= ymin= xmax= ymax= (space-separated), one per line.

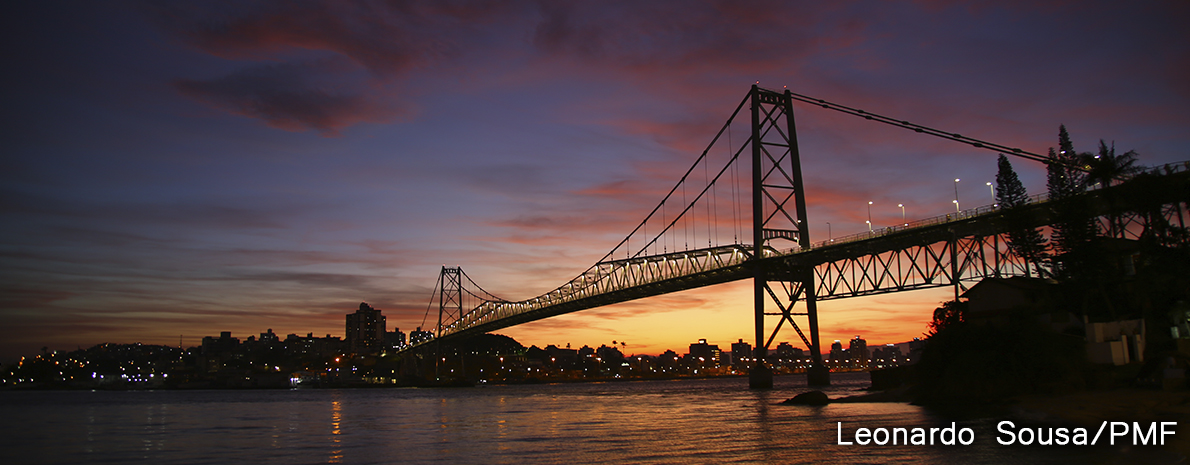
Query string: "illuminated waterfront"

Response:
xmin=3 ymin=374 xmax=1172 ymax=464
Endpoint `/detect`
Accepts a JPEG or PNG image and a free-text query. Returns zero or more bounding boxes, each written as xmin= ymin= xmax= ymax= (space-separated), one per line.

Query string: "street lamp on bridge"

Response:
xmin=953 ymin=179 xmax=961 ymax=214
xmin=898 ymin=203 xmax=905 ymax=226
xmin=867 ymin=201 xmax=873 ymax=233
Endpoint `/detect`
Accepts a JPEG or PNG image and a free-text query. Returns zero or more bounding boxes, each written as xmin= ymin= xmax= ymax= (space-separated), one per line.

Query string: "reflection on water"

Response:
xmin=0 ymin=374 xmax=1169 ymax=464
xmin=329 ymin=396 xmax=342 ymax=464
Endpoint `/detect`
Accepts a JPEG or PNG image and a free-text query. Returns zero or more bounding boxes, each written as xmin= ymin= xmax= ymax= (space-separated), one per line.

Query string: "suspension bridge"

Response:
xmin=404 ymin=85 xmax=1190 ymax=388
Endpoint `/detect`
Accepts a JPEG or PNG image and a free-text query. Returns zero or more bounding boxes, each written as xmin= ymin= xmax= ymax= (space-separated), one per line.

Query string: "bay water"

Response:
xmin=1 ymin=373 xmax=1169 ymax=464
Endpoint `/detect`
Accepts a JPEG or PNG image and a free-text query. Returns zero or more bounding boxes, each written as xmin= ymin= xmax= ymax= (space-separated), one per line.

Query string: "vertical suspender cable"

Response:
xmin=705 ymin=154 xmax=712 ymax=247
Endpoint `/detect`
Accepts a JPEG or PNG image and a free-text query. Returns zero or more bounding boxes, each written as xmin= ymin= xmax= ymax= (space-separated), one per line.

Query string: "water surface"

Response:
xmin=1 ymin=374 xmax=1168 ymax=464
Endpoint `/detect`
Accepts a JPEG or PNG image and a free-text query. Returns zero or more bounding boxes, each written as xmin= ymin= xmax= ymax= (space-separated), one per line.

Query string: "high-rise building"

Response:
xmin=731 ymin=339 xmax=752 ymax=368
xmin=829 ymin=340 xmax=844 ymax=367
xmin=849 ymin=336 xmax=868 ymax=368
xmin=346 ymin=302 xmax=386 ymax=354
xmin=688 ymin=339 xmax=720 ymax=366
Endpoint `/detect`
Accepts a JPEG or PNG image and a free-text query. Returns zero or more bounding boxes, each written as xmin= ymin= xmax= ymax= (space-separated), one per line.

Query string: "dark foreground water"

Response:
xmin=1 ymin=373 xmax=1179 ymax=464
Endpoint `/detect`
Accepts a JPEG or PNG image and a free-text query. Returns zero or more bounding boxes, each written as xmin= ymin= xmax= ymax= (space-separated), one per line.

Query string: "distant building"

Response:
xmin=872 ymin=343 xmax=903 ymax=368
xmin=409 ymin=327 xmax=433 ymax=345
xmin=688 ymin=339 xmax=721 ymax=366
xmin=775 ymin=342 xmax=803 ymax=366
xmin=259 ymin=329 xmax=279 ymax=343
xmin=849 ymin=336 xmax=868 ymax=369
xmin=545 ymin=345 xmax=579 ymax=368
xmin=202 ymin=331 xmax=239 ymax=355
xmin=596 ymin=344 xmax=625 ymax=365
xmin=829 ymin=340 xmax=843 ymax=366
xmin=284 ymin=333 xmax=343 ymax=359
xmin=199 ymin=331 xmax=241 ymax=373
xmin=907 ymin=338 xmax=924 ymax=364
xmin=577 ymin=345 xmax=595 ymax=359
xmin=345 ymin=302 xmax=386 ymax=354
xmin=384 ymin=328 xmax=406 ymax=350
xmin=731 ymin=339 xmax=752 ymax=368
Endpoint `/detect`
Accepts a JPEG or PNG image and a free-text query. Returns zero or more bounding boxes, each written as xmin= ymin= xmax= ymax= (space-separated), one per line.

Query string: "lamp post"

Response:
xmin=986 ymin=182 xmax=996 ymax=207
xmin=953 ymin=178 xmax=961 ymax=214
xmin=826 ymin=222 xmax=832 ymax=242
xmin=867 ymin=201 xmax=873 ymax=233
xmin=898 ymin=203 xmax=905 ymax=226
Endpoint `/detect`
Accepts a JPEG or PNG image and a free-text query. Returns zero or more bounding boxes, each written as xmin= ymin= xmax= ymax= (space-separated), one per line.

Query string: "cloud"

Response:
xmin=145 ymin=1 xmax=508 ymax=75
xmin=173 ymin=60 xmax=408 ymax=135
xmin=532 ymin=1 xmax=858 ymax=75
xmin=147 ymin=1 xmax=878 ymax=136
xmin=145 ymin=0 xmax=521 ymax=135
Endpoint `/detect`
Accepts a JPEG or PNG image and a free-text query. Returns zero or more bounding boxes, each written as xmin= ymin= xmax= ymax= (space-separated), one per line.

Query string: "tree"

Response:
xmin=1047 ymin=125 xmax=1086 ymax=199
xmin=1046 ymin=126 xmax=1098 ymax=277
xmin=926 ymin=300 xmax=966 ymax=337
xmin=1080 ymin=140 xmax=1141 ymax=239
xmin=996 ymin=155 xmax=1049 ymax=277
xmin=1082 ymin=140 xmax=1140 ymax=189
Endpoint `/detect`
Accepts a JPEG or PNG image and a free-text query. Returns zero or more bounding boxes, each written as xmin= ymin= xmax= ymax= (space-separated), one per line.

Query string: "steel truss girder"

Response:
xmin=808 ymin=233 xmax=1029 ymax=301
xmin=1099 ymin=205 xmax=1188 ymax=243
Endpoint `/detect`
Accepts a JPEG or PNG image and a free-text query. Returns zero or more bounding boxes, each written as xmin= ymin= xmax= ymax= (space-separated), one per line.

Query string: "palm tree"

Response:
xmin=1081 ymin=140 xmax=1139 ymax=188
xmin=1080 ymin=140 xmax=1141 ymax=238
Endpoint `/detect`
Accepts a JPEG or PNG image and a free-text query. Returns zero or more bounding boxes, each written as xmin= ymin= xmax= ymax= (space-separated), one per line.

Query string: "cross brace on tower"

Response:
xmin=747 ymin=85 xmax=828 ymax=388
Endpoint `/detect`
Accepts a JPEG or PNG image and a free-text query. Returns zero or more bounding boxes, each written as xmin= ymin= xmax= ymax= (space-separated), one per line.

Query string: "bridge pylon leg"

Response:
xmin=803 ymin=267 xmax=829 ymax=386
xmin=747 ymin=85 xmax=828 ymax=388
xmin=750 ymin=269 xmax=773 ymax=389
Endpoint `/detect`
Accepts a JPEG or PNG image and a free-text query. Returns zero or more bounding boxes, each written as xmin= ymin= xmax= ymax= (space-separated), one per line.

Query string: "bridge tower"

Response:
xmin=747 ymin=85 xmax=828 ymax=388
xmin=436 ymin=266 xmax=463 ymax=380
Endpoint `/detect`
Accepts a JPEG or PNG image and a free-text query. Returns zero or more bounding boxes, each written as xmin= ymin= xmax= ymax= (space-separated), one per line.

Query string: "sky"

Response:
xmin=3 ymin=1 xmax=1189 ymax=362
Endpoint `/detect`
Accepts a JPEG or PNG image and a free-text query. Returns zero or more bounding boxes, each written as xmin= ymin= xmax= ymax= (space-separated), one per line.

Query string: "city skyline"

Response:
xmin=4 ymin=2 xmax=1190 ymax=362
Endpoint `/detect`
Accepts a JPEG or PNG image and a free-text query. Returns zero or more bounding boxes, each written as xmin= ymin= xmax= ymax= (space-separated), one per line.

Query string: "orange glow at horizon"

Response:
xmin=497 ymin=281 xmax=949 ymax=356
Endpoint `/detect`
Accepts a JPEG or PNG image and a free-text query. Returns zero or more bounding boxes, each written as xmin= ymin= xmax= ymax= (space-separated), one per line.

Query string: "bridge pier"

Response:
xmin=748 ymin=362 xmax=773 ymax=389
xmin=807 ymin=364 xmax=830 ymax=386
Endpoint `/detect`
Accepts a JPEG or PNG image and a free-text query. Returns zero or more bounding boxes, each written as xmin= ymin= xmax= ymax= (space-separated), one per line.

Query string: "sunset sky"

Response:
xmin=3 ymin=1 xmax=1188 ymax=361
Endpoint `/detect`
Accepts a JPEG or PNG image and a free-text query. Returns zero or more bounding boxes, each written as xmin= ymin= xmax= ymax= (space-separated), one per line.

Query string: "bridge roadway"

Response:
xmin=411 ymin=163 xmax=1189 ymax=350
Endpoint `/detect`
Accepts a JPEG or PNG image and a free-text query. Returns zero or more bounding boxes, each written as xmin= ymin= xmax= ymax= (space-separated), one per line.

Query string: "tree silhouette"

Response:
xmin=996 ymin=155 xmax=1049 ymax=277
xmin=1082 ymin=140 xmax=1140 ymax=189
xmin=1079 ymin=140 xmax=1140 ymax=239
xmin=1046 ymin=125 xmax=1098 ymax=277
xmin=926 ymin=300 xmax=966 ymax=337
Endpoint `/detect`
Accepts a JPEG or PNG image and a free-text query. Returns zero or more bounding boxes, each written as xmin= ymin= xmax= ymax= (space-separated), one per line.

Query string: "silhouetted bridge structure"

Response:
xmin=403 ymin=86 xmax=1190 ymax=388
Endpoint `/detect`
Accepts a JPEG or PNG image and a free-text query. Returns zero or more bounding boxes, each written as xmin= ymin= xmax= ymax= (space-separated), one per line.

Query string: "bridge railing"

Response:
xmin=785 ymin=160 xmax=1190 ymax=255
xmin=788 ymin=192 xmax=1047 ymax=255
